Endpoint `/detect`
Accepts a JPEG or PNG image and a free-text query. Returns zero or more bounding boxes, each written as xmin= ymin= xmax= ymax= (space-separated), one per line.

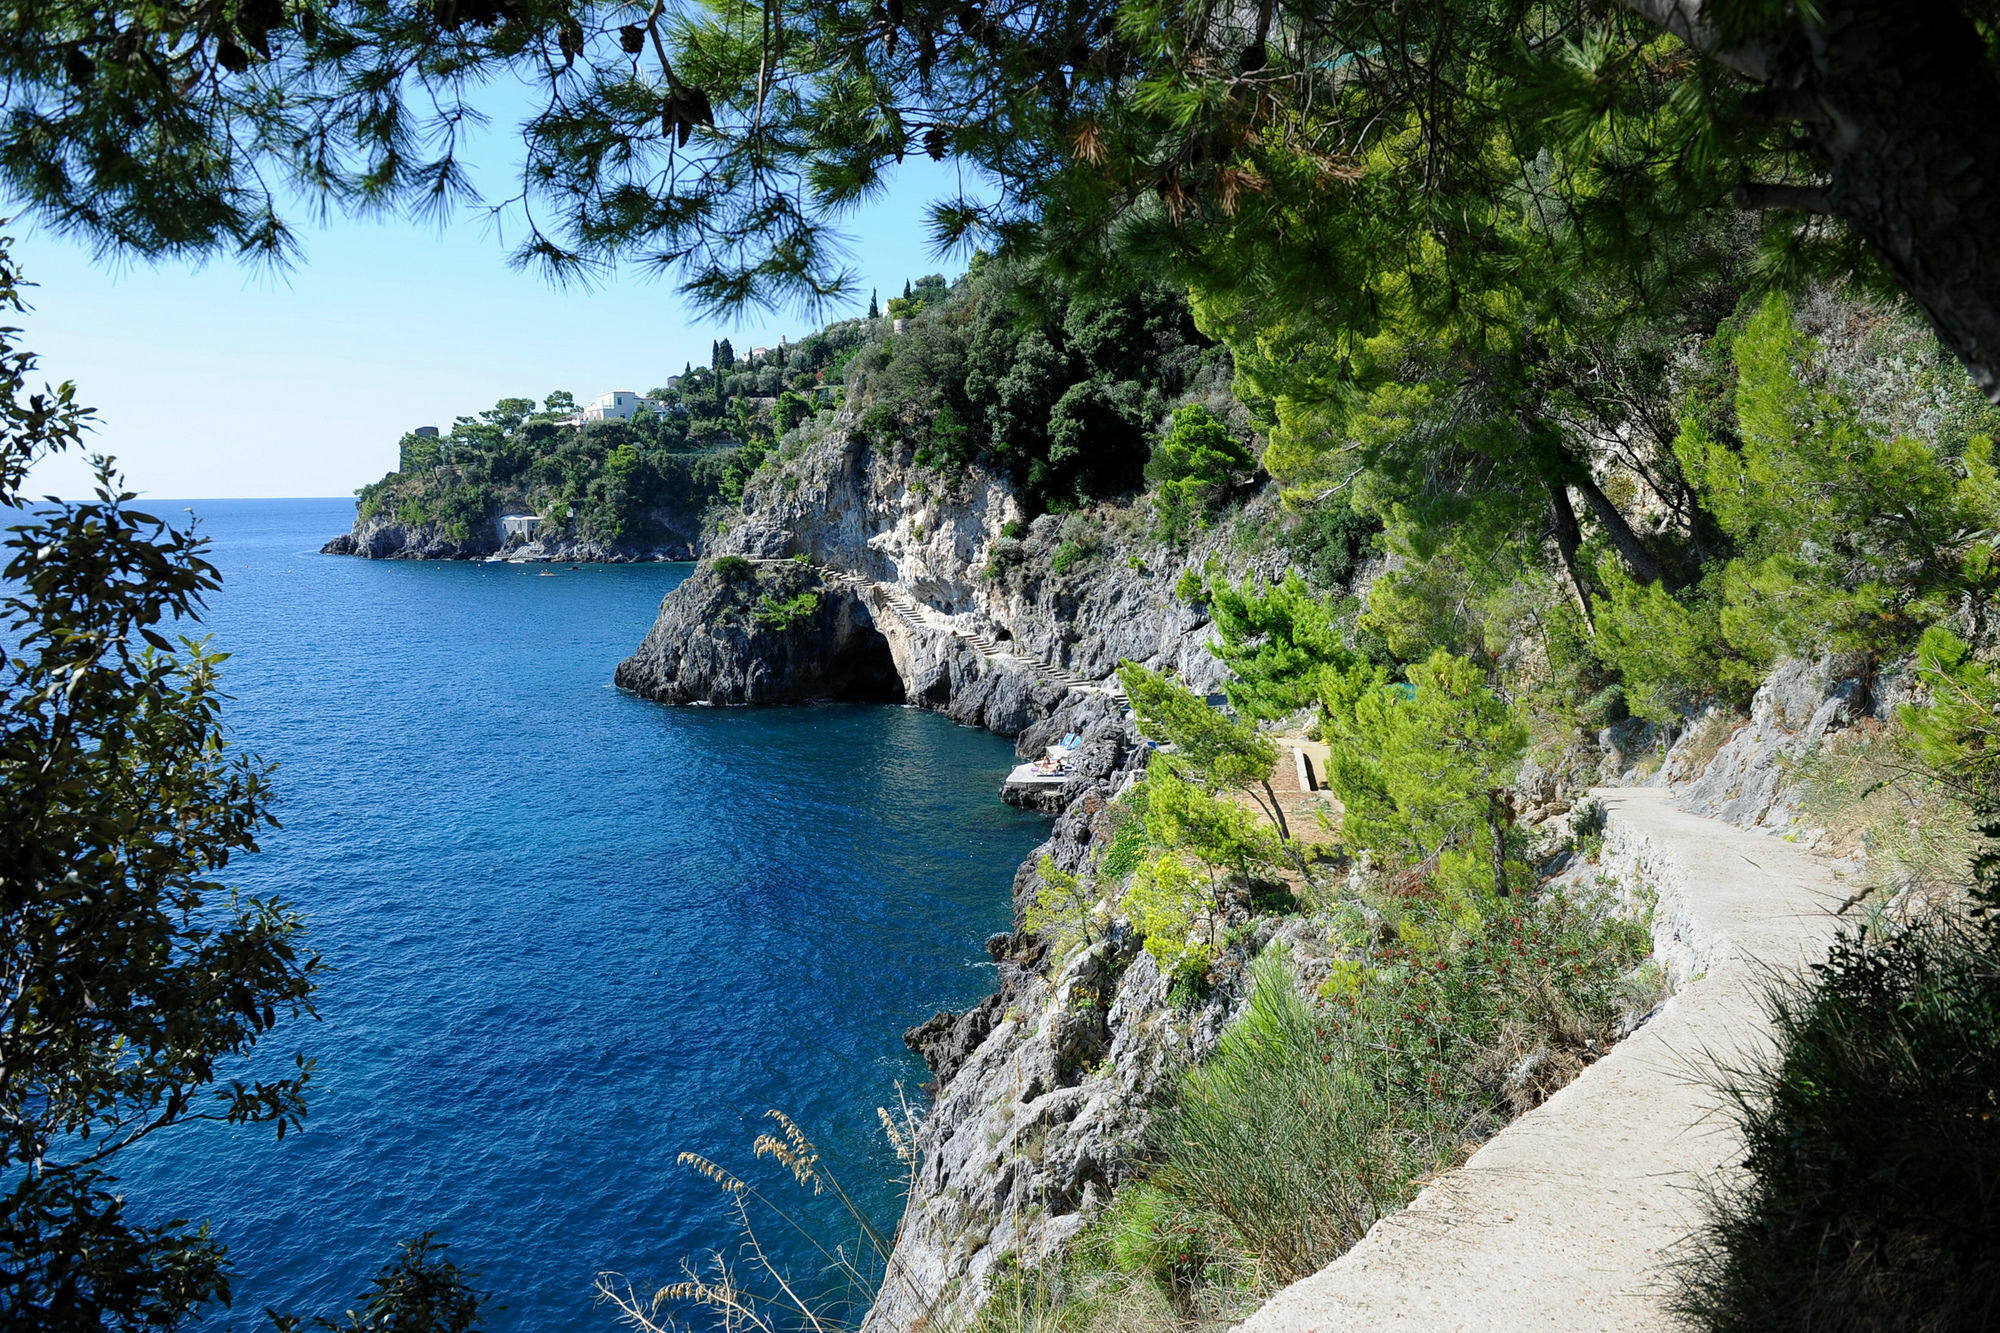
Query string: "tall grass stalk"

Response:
xmin=597 ymin=1102 xmax=932 ymax=1333
xmin=1158 ymin=951 xmax=1447 ymax=1282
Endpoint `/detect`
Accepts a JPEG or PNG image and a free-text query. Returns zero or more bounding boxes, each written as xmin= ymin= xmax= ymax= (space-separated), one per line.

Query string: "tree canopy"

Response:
xmin=6 ymin=0 xmax=1997 ymax=400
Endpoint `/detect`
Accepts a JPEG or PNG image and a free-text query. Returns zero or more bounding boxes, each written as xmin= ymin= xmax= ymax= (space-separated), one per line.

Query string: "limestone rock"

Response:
xmin=322 ymin=509 xmax=701 ymax=563
xmin=613 ymin=560 xmax=903 ymax=705
xmin=1663 ymin=652 xmax=1874 ymax=833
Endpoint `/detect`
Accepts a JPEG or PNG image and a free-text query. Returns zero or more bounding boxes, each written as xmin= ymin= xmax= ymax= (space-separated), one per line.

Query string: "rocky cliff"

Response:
xmin=612 ymin=403 xmax=1910 ymax=1332
xmin=613 ymin=559 xmax=903 ymax=705
xmin=615 ymin=410 xmax=1294 ymax=1328
xmin=321 ymin=507 xmax=700 ymax=562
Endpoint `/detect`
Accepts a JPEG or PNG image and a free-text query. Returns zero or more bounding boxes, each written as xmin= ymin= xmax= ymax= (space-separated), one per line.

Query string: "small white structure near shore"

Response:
xmin=499 ymin=514 xmax=541 ymax=541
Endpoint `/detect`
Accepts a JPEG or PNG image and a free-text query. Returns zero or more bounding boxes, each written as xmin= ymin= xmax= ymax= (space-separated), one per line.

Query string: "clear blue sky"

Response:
xmin=15 ymin=141 xmax=978 ymax=500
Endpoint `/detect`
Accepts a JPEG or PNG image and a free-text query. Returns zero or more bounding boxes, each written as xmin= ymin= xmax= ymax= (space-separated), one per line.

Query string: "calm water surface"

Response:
xmin=115 ymin=498 xmax=1047 ymax=1329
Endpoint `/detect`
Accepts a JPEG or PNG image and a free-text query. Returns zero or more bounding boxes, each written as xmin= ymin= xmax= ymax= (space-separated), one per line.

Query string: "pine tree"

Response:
xmin=866 ymin=289 xmax=879 ymax=320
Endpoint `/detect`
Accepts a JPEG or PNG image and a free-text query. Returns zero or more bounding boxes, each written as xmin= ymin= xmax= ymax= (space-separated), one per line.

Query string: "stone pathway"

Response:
xmin=1235 ymin=787 xmax=1852 ymax=1333
xmin=810 ymin=562 xmax=1122 ymax=699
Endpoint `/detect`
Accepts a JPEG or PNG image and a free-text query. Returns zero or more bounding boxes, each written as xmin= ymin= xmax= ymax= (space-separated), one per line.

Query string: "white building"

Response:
xmin=563 ymin=389 xmax=666 ymax=427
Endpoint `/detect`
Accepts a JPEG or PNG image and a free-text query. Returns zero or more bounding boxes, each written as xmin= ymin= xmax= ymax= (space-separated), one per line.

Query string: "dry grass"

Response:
xmin=1674 ymin=708 xmax=1749 ymax=780
xmin=1791 ymin=723 xmax=1983 ymax=913
xmin=598 ymin=1101 xmax=930 ymax=1333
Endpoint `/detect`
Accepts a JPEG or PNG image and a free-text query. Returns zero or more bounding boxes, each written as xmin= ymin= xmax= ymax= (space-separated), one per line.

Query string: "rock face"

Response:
xmin=615 ymin=412 xmax=1291 ymax=1329
xmin=321 ymin=509 xmax=700 ymax=563
xmin=871 ymin=689 xmax=1277 ymax=1333
xmin=320 ymin=516 xmax=490 ymax=560
xmin=1657 ymin=651 xmax=1899 ymax=834
xmin=628 ymin=412 xmax=1263 ymax=731
xmin=613 ymin=561 xmax=903 ymax=705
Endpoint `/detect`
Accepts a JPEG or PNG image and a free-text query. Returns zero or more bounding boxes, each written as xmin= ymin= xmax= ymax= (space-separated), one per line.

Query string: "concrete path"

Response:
xmin=1235 ymin=787 xmax=1853 ymax=1333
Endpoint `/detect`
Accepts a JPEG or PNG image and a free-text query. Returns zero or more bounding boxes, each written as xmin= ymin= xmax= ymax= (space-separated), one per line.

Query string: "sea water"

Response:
xmin=110 ymin=498 xmax=1048 ymax=1330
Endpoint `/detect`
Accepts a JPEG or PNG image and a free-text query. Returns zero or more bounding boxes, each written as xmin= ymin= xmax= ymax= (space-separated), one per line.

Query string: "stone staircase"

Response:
xmin=809 ymin=562 xmax=1120 ymax=699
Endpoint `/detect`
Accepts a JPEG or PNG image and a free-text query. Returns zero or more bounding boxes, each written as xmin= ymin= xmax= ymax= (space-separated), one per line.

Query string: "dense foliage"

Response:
xmin=1674 ymin=917 xmax=2000 ymax=1332
xmin=358 ymin=260 xmax=1239 ymax=541
xmin=848 ymin=258 xmax=1233 ymax=513
xmin=1159 ymin=879 xmax=1648 ymax=1289
xmin=358 ymin=396 xmax=747 ymax=548
xmin=0 ymin=244 xmax=321 ymax=1327
xmin=12 ymin=0 xmax=1999 ymax=403
xmin=1592 ymin=293 xmax=2000 ymax=723
xmin=350 ymin=318 xmax=876 ymax=544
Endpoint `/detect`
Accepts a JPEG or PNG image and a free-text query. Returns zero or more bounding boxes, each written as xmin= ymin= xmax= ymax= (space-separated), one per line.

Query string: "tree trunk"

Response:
xmin=1624 ymin=0 xmax=2000 ymax=402
xmin=1547 ymin=479 xmax=1595 ymax=628
xmin=1259 ymin=778 xmax=1292 ymax=842
xmin=1486 ymin=788 xmax=1514 ymax=898
xmin=1569 ymin=469 xmax=1669 ymax=586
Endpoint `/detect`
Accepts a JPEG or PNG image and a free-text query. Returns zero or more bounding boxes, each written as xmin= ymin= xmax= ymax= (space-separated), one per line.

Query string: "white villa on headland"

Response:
xmin=498 ymin=514 xmax=541 ymax=540
xmin=561 ymin=389 xmax=667 ymax=427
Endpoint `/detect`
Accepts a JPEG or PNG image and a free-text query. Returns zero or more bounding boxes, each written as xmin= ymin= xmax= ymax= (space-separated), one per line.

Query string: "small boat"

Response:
xmin=539 ymin=571 xmax=558 ymax=578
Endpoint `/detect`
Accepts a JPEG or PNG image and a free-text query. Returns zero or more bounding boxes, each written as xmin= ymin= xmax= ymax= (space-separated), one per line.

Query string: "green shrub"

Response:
xmin=1593 ymin=568 xmax=1748 ymax=723
xmin=1156 ymin=881 xmax=1649 ymax=1287
xmin=751 ymin=589 xmax=821 ymax=630
xmin=1207 ymin=570 xmax=1359 ymax=721
xmin=1147 ymin=404 xmax=1255 ymax=541
xmin=1675 ymin=627 xmax=2000 ymax=1332
xmin=1024 ymin=856 xmax=1100 ymax=955
xmin=1051 ymin=541 xmax=1088 ymax=577
xmin=983 ymin=537 xmax=1025 ymax=579
xmin=1100 ymin=1181 xmax=1229 ymax=1301
xmin=1674 ymin=919 xmax=2000 ymax=1332
xmin=1320 ymin=649 xmax=1527 ymax=896
xmin=709 ymin=554 xmax=754 ymax=580
xmin=1653 ymin=295 xmax=2000 ymax=682
xmin=970 ymin=1238 xmax=1184 ymax=1333
xmin=1097 ymin=805 xmax=1150 ymax=881
xmin=1157 ymin=950 xmax=1443 ymax=1282
xmin=1124 ymin=853 xmax=1214 ymax=981
xmin=1279 ymin=494 xmax=1379 ymax=591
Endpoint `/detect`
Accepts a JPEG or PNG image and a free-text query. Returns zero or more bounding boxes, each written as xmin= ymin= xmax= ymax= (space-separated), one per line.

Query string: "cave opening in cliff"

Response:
xmin=824 ymin=627 xmax=906 ymax=704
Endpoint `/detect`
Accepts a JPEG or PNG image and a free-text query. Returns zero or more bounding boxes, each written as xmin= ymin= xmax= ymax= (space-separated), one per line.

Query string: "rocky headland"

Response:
xmin=321 ymin=508 xmax=700 ymax=562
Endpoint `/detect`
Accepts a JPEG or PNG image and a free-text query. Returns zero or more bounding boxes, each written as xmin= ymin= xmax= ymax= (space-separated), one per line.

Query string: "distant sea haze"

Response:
xmin=118 ymin=499 xmax=1047 ymax=1329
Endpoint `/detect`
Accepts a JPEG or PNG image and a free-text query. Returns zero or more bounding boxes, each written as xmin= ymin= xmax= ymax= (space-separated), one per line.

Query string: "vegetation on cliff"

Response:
xmin=348 ymin=323 xmax=873 ymax=547
xmin=14 ymin=0 xmax=2000 ymax=1325
xmin=349 ymin=259 xmax=1243 ymax=549
xmin=842 ymin=257 xmax=1236 ymax=514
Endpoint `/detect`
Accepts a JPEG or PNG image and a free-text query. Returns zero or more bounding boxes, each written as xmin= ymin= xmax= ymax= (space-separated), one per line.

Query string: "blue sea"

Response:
xmin=113 ymin=498 xmax=1048 ymax=1330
